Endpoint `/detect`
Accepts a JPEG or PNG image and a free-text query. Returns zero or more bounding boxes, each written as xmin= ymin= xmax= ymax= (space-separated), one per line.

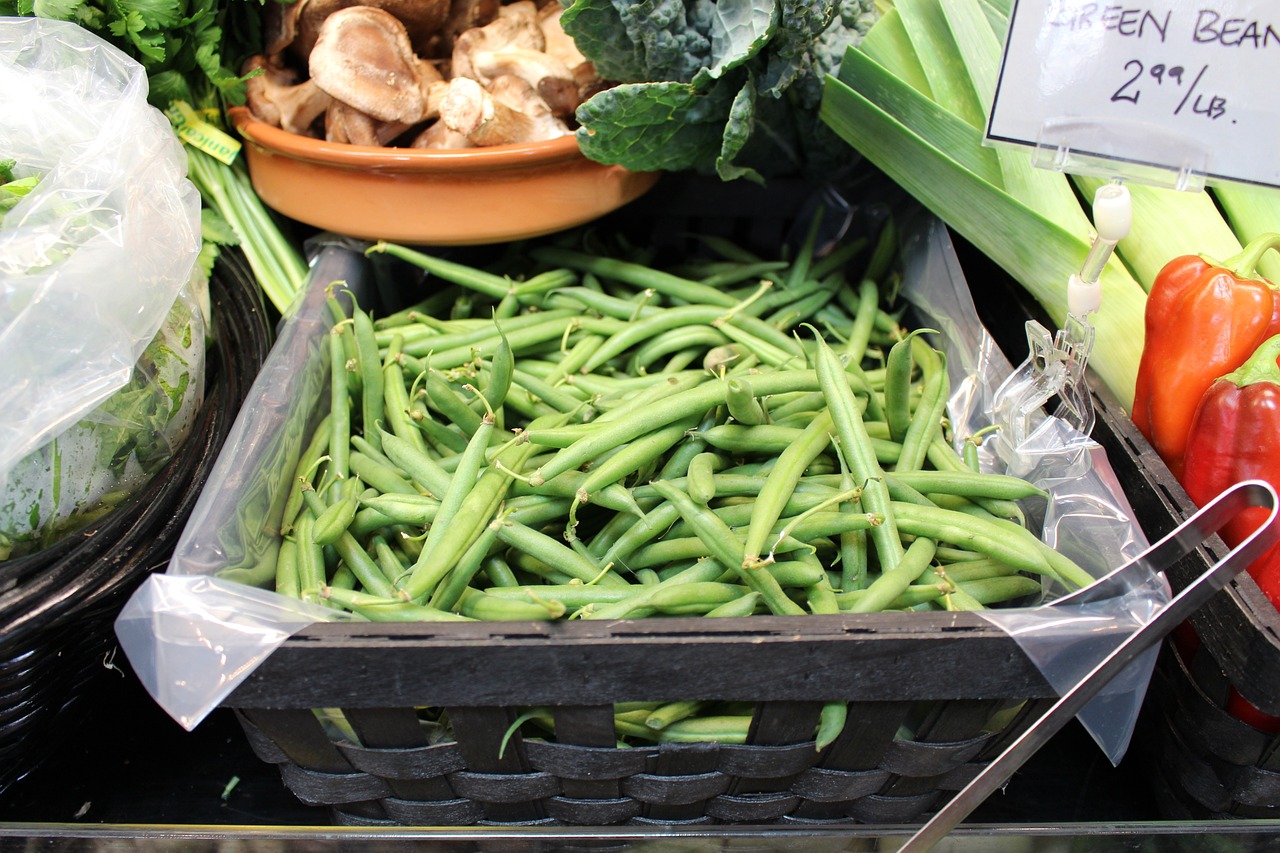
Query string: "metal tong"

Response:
xmin=897 ymin=479 xmax=1280 ymax=852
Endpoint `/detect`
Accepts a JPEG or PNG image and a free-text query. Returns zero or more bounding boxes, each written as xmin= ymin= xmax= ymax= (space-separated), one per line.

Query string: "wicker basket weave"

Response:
xmin=0 ymin=248 xmax=272 ymax=792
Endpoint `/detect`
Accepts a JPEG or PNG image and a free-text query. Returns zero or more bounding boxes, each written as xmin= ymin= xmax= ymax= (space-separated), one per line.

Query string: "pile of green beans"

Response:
xmin=272 ymin=218 xmax=1095 ymax=746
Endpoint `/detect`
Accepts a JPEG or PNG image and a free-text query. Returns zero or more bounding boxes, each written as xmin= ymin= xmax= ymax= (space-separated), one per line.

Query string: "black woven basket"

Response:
xmin=202 ymin=176 xmax=1186 ymax=828
xmin=0 ymin=247 xmax=272 ymax=792
xmin=1134 ymin=530 xmax=1280 ymax=819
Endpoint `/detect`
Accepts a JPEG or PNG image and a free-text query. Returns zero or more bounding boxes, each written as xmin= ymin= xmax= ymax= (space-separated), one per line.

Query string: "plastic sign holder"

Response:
xmin=991 ymin=182 xmax=1129 ymax=456
xmin=988 ymin=0 xmax=1280 ymax=192
xmin=983 ymin=0 xmax=1278 ymax=447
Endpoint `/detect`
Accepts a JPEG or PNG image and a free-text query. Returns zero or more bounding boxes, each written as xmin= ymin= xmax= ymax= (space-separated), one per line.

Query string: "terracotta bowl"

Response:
xmin=228 ymin=106 xmax=661 ymax=245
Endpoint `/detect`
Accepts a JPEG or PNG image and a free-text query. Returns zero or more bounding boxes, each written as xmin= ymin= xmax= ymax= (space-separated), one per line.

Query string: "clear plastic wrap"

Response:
xmin=0 ymin=18 xmax=204 ymax=515
xmin=899 ymin=210 xmax=1164 ymax=764
xmin=117 ymin=215 xmax=1161 ymax=755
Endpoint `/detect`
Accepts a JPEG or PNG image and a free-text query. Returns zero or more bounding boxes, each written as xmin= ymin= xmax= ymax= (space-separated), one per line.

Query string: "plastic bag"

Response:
xmin=0 ymin=18 xmax=203 ymax=494
xmin=898 ymin=210 xmax=1165 ymax=764
xmin=118 ymin=215 xmax=1158 ymax=742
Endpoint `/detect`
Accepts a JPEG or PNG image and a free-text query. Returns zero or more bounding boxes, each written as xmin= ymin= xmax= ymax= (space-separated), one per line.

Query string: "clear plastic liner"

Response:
xmin=118 ymin=215 xmax=1162 ymax=752
xmin=899 ymin=210 xmax=1163 ymax=764
xmin=0 ymin=18 xmax=205 ymax=553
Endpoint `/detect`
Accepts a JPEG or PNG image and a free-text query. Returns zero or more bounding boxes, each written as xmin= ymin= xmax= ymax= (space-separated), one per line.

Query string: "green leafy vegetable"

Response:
xmin=5 ymin=0 xmax=308 ymax=313
xmin=0 ymin=159 xmax=39 ymax=214
xmin=0 ymin=293 xmax=205 ymax=559
xmin=564 ymin=0 xmax=882 ymax=184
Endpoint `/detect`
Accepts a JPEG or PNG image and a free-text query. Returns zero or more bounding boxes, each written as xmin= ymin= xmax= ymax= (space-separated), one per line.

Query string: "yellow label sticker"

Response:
xmin=166 ymin=101 xmax=242 ymax=166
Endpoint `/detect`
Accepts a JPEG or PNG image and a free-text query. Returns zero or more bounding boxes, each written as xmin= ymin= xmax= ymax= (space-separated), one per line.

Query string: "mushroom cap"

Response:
xmin=309 ymin=6 xmax=429 ymax=124
xmin=292 ymin=0 xmax=450 ymax=59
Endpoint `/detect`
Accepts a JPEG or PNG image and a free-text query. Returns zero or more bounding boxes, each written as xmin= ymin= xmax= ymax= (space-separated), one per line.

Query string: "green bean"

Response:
xmin=544 ymin=287 xmax=663 ymax=321
xmin=531 ymin=246 xmax=739 ymax=308
xmin=323 ymin=587 xmax=473 ymax=621
xmin=400 ymin=432 xmax=542 ymax=600
xmin=367 ymin=242 xmax=521 ymax=302
xmin=649 ymin=480 xmax=804 ymax=616
xmin=348 ymin=451 xmax=419 ymax=496
xmin=639 ymin=582 xmax=747 ymax=615
xmin=501 ymin=519 xmax=628 ymax=586
xmin=301 ymin=489 xmax=399 ymax=599
xmin=293 ymin=514 xmax=325 ymax=602
xmin=704 ymin=591 xmax=762 ymax=617
xmin=327 ymin=325 xmax=352 ymax=496
xmin=456 ymin=587 xmax=564 ymax=620
xmin=725 ymin=376 xmax=768 ymax=426
xmin=843 ymin=279 xmax=881 ymax=363
xmin=426 ymin=368 xmax=483 ymax=437
xmin=591 ymin=373 xmax=706 ymax=426
xmin=631 ymin=326 xmax=732 ymax=374
xmin=351 ymin=305 xmax=386 ymax=450
xmin=815 ymin=701 xmax=848 ymax=751
xmin=813 ymin=332 xmax=904 ymax=575
xmin=510 ymin=368 xmax=590 ymax=415
xmin=383 ymin=351 xmax=430 ymax=457
xmin=484 ymin=584 xmax=635 ymax=608
xmin=275 ymin=537 xmax=301 ymax=599
xmin=510 ymin=470 xmax=641 ymax=517
xmin=410 ymin=406 xmax=494 ymax=578
xmin=984 ymin=516 xmax=1097 ymax=590
xmin=743 ymin=411 xmax=833 ymax=568
xmin=932 ymin=559 xmax=1020 ymax=583
xmin=348 ymin=506 xmax=401 ymax=540
xmin=847 ymin=536 xmax=937 ymax=613
xmin=526 ymin=369 xmax=827 ymax=488
xmin=387 ymin=308 xmax=577 ymax=355
xmin=585 ymin=559 xmax=727 ymax=619
xmin=430 ymin=511 xmax=507 ymax=610
xmin=574 ymin=418 xmax=696 ymax=511
xmin=889 ymin=470 xmax=1047 ymax=501
xmin=890 ymin=502 xmax=1060 ymax=580
xmin=380 ymin=429 xmax=452 ymax=496
xmin=957 ymin=575 xmax=1043 ymax=606
xmin=481 ymin=328 xmax=514 ymax=414
xmin=765 ymin=277 xmax=841 ymax=330
xmin=483 ymin=555 xmax=520 ymax=588
xmin=645 ymin=700 xmax=706 ymax=730
xmin=698 ymin=423 xmax=901 ymax=465
xmin=280 ymin=413 xmax=331 ymax=536
xmin=370 ymin=536 xmax=405 ymax=584
xmin=897 ymin=340 xmax=948 ymax=472
xmin=883 ymin=330 xmax=925 ymax=442
xmin=686 ymin=452 xmax=721 ymax=505
xmin=313 ymin=493 xmax=360 ymax=547
xmin=657 ymin=716 xmax=751 ymax=744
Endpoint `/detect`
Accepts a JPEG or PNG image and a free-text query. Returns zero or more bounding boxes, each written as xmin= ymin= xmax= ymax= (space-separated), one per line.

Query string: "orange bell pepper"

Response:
xmin=1132 ymin=233 xmax=1280 ymax=479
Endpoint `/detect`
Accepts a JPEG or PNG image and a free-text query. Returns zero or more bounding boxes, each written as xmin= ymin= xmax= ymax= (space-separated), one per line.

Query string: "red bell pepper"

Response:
xmin=1182 ymin=333 xmax=1280 ymax=607
xmin=1132 ymin=233 xmax=1280 ymax=480
xmin=1182 ymin=334 xmax=1280 ymax=732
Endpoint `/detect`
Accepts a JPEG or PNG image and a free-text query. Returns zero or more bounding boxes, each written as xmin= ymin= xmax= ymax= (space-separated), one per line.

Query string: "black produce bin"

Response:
xmin=0 ymin=248 xmax=273 ymax=792
xmin=161 ymin=177 xmax=1152 ymax=828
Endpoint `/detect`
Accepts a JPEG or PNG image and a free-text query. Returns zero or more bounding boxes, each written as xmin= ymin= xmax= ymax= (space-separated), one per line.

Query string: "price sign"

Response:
xmin=988 ymin=1 xmax=1280 ymax=189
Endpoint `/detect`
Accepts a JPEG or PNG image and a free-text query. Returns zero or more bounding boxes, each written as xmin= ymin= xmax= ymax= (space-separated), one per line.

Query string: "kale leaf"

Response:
xmin=565 ymin=0 xmax=882 ymax=184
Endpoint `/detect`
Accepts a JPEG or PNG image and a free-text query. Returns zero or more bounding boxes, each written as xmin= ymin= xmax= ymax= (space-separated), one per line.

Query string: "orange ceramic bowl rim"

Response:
xmin=228 ymin=106 xmax=587 ymax=173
